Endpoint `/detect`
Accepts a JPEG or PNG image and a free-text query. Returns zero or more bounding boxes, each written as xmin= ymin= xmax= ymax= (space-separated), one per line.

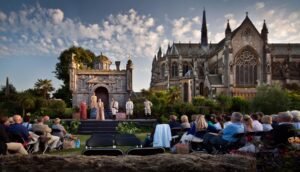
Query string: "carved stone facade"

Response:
xmin=150 ymin=10 xmax=300 ymax=101
xmin=69 ymin=53 xmax=133 ymax=111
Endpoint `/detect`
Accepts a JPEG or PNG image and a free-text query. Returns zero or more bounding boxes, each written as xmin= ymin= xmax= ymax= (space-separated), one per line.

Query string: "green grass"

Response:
xmin=49 ymin=133 xmax=149 ymax=156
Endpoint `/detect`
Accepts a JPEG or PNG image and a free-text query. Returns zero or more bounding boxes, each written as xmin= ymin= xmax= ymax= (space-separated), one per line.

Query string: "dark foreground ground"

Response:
xmin=0 ymin=153 xmax=255 ymax=172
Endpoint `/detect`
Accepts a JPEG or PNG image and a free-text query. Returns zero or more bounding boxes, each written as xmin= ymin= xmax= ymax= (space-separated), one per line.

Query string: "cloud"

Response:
xmin=48 ymin=9 xmax=64 ymax=24
xmin=0 ymin=11 xmax=7 ymax=22
xmin=171 ymin=16 xmax=202 ymax=43
xmin=256 ymin=2 xmax=265 ymax=9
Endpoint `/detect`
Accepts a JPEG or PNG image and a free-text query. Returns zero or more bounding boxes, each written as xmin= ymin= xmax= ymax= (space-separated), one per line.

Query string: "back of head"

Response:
xmin=181 ymin=115 xmax=188 ymax=123
xmin=231 ymin=112 xmax=243 ymax=122
xmin=290 ymin=110 xmax=300 ymax=122
xmin=278 ymin=112 xmax=293 ymax=123
xmin=37 ymin=117 xmax=44 ymax=123
xmin=43 ymin=115 xmax=50 ymax=122
xmin=261 ymin=115 xmax=272 ymax=124
xmin=54 ymin=118 xmax=61 ymax=124
xmin=169 ymin=115 xmax=177 ymax=122
xmin=196 ymin=115 xmax=208 ymax=131
xmin=251 ymin=113 xmax=259 ymax=121
xmin=13 ymin=114 xmax=22 ymax=124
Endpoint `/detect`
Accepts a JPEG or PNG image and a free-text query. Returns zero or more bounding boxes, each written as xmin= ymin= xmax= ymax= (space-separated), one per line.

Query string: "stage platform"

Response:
xmin=74 ymin=119 xmax=157 ymax=134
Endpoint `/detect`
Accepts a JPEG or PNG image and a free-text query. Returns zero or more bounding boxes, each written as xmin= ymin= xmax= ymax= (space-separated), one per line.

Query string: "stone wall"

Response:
xmin=0 ymin=153 xmax=256 ymax=172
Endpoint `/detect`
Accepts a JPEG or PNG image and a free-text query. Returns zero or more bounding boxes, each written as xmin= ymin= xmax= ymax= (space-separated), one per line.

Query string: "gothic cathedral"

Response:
xmin=150 ymin=10 xmax=300 ymax=102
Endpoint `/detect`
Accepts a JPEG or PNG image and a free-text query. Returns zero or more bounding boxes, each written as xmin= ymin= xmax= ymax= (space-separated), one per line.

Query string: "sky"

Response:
xmin=0 ymin=0 xmax=299 ymax=92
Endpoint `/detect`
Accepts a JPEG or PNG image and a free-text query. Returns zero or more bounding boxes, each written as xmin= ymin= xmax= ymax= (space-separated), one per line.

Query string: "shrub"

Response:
xmin=231 ymin=96 xmax=250 ymax=113
xmin=116 ymin=122 xmax=140 ymax=134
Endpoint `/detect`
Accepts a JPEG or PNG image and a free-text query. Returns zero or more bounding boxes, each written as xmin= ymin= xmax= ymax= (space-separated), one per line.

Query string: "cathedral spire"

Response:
xmin=225 ymin=19 xmax=232 ymax=39
xmin=157 ymin=47 xmax=162 ymax=58
xmin=261 ymin=20 xmax=268 ymax=43
xmin=201 ymin=8 xmax=208 ymax=47
xmin=5 ymin=77 xmax=9 ymax=96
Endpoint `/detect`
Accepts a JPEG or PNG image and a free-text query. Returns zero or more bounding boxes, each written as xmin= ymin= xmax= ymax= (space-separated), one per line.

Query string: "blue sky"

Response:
xmin=0 ymin=0 xmax=299 ymax=92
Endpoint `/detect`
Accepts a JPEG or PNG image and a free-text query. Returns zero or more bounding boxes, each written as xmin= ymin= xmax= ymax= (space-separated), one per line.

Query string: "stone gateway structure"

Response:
xmin=69 ymin=53 xmax=133 ymax=115
xmin=150 ymin=10 xmax=300 ymax=102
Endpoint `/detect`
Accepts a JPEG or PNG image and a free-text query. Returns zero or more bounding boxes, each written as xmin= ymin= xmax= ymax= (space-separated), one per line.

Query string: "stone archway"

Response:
xmin=95 ymin=87 xmax=109 ymax=109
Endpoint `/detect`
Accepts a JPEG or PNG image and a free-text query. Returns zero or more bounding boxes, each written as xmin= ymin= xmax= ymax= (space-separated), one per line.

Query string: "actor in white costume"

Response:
xmin=144 ymin=99 xmax=153 ymax=117
xmin=111 ymin=98 xmax=119 ymax=119
xmin=126 ymin=98 xmax=134 ymax=119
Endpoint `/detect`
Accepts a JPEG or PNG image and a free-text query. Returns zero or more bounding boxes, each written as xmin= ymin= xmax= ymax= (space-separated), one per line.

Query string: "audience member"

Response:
xmin=251 ymin=113 xmax=263 ymax=131
xmin=270 ymin=112 xmax=297 ymax=146
xmin=223 ymin=114 xmax=232 ymax=129
xmin=43 ymin=115 xmax=51 ymax=126
xmin=52 ymin=118 xmax=75 ymax=140
xmin=168 ymin=115 xmax=181 ymax=129
xmin=203 ymin=112 xmax=244 ymax=153
xmin=243 ymin=115 xmax=254 ymax=132
xmin=214 ymin=116 xmax=223 ymax=130
xmin=8 ymin=115 xmax=30 ymax=142
xmin=0 ymin=115 xmax=28 ymax=155
xmin=271 ymin=114 xmax=279 ymax=128
xmin=291 ymin=110 xmax=300 ymax=131
xmin=22 ymin=113 xmax=32 ymax=131
xmin=180 ymin=115 xmax=190 ymax=129
xmin=190 ymin=114 xmax=198 ymax=127
xmin=261 ymin=115 xmax=273 ymax=131
xmin=32 ymin=117 xmax=61 ymax=150
xmin=256 ymin=112 xmax=264 ymax=123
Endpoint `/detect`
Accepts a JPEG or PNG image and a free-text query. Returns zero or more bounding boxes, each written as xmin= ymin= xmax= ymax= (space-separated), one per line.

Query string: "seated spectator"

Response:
xmin=43 ymin=115 xmax=51 ymax=127
xmin=52 ymin=118 xmax=76 ymax=140
xmin=291 ymin=110 xmax=300 ymax=131
xmin=0 ymin=115 xmax=28 ymax=155
xmin=22 ymin=113 xmax=32 ymax=131
xmin=223 ymin=114 xmax=232 ymax=129
xmin=214 ymin=116 xmax=223 ymax=130
xmin=8 ymin=115 xmax=30 ymax=142
xmin=270 ymin=112 xmax=297 ymax=146
xmin=243 ymin=115 xmax=254 ymax=132
xmin=168 ymin=115 xmax=181 ymax=129
xmin=251 ymin=113 xmax=263 ymax=131
xmin=32 ymin=117 xmax=61 ymax=150
xmin=8 ymin=117 xmax=14 ymax=125
xmin=261 ymin=115 xmax=273 ymax=131
xmin=256 ymin=112 xmax=264 ymax=123
xmin=180 ymin=115 xmax=190 ymax=129
xmin=190 ymin=114 xmax=198 ymax=127
xmin=181 ymin=115 xmax=218 ymax=142
xmin=205 ymin=114 xmax=216 ymax=126
xmin=271 ymin=114 xmax=279 ymax=128
xmin=203 ymin=112 xmax=244 ymax=153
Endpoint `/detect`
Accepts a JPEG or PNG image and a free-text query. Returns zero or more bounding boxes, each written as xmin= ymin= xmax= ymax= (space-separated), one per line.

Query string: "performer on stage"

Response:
xmin=144 ymin=99 xmax=153 ymax=117
xmin=90 ymin=93 xmax=98 ymax=119
xmin=126 ymin=98 xmax=134 ymax=119
xmin=111 ymin=98 xmax=119 ymax=120
xmin=97 ymin=98 xmax=105 ymax=121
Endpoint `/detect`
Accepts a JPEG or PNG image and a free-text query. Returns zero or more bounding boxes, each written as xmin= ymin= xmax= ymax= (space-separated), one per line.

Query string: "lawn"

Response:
xmin=49 ymin=133 xmax=148 ymax=156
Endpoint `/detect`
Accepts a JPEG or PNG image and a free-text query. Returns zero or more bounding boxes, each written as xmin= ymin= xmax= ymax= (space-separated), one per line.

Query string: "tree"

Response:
xmin=17 ymin=91 xmax=36 ymax=116
xmin=34 ymin=79 xmax=55 ymax=99
xmin=251 ymin=84 xmax=289 ymax=114
xmin=216 ymin=93 xmax=232 ymax=114
xmin=54 ymin=46 xmax=96 ymax=106
xmin=167 ymin=86 xmax=181 ymax=104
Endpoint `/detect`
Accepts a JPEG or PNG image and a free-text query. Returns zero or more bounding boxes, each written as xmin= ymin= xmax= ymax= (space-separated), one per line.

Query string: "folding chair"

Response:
xmin=115 ymin=134 xmax=141 ymax=147
xmin=34 ymin=131 xmax=50 ymax=154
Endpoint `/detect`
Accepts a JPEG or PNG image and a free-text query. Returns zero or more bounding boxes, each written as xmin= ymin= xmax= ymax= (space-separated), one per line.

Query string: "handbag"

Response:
xmin=175 ymin=143 xmax=190 ymax=154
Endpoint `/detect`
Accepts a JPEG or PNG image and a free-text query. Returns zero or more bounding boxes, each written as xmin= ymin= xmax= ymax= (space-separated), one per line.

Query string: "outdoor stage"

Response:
xmin=74 ymin=119 xmax=157 ymax=134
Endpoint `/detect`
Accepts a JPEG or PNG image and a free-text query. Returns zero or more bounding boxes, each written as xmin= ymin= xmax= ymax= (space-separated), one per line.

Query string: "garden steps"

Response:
xmin=77 ymin=119 xmax=156 ymax=134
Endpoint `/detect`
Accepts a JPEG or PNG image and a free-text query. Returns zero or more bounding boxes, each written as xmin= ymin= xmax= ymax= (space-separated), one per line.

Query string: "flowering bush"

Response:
xmin=116 ymin=122 xmax=140 ymax=134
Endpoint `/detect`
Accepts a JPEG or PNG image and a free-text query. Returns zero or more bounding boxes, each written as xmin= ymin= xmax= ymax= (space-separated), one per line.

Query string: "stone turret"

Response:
xmin=201 ymin=9 xmax=208 ymax=47
xmin=225 ymin=20 xmax=232 ymax=40
xmin=261 ymin=20 xmax=268 ymax=44
xmin=126 ymin=58 xmax=133 ymax=92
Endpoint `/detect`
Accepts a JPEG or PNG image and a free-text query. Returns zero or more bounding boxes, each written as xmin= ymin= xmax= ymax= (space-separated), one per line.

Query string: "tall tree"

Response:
xmin=17 ymin=91 xmax=35 ymax=116
xmin=53 ymin=46 xmax=96 ymax=106
xmin=34 ymin=79 xmax=54 ymax=99
xmin=167 ymin=86 xmax=181 ymax=104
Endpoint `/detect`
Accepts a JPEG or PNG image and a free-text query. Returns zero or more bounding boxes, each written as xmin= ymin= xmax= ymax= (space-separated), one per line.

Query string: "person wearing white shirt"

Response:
xmin=144 ymin=99 xmax=153 ymax=117
xmin=251 ymin=114 xmax=263 ymax=132
xmin=126 ymin=98 xmax=134 ymax=119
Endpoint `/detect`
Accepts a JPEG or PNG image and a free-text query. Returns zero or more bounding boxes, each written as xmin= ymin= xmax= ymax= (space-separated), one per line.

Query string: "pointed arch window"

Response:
xmin=235 ymin=48 xmax=258 ymax=86
xmin=171 ymin=62 xmax=178 ymax=78
xmin=182 ymin=62 xmax=190 ymax=76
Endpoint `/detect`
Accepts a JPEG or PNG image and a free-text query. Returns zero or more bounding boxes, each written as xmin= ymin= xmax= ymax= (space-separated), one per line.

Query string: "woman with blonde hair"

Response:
xmin=243 ymin=115 xmax=253 ymax=132
xmin=180 ymin=115 xmax=218 ymax=142
xmin=180 ymin=115 xmax=191 ymax=129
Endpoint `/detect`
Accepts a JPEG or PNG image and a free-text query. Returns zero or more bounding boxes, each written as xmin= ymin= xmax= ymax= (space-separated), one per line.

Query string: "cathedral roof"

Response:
xmin=269 ymin=44 xmax=300 ymax=55
xmin=173 ymin=43 xmax=203 ymax=56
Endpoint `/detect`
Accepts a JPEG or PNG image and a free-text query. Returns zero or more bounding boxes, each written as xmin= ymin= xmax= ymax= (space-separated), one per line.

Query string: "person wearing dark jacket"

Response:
xmin=0 ymin=115 xmax=28 ymax=155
